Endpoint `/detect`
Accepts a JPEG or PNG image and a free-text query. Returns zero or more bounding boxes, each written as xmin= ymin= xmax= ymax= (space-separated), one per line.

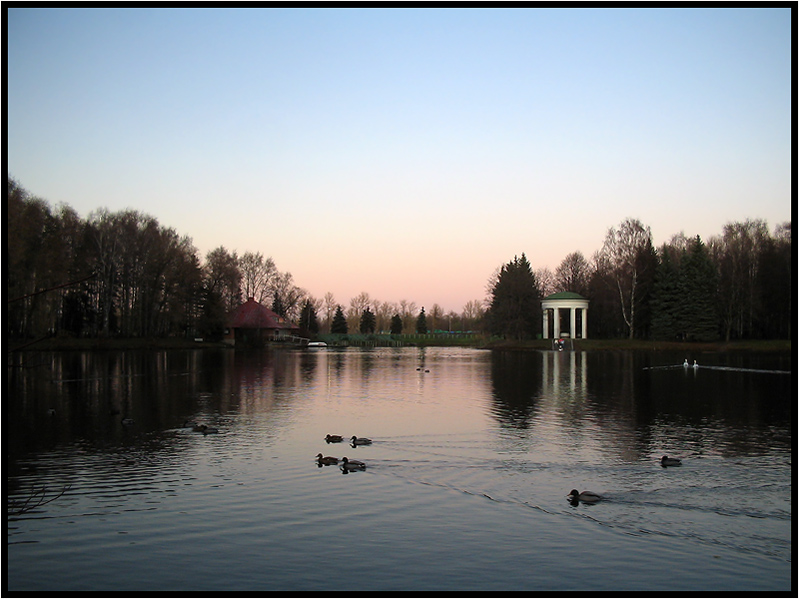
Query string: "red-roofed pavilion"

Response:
xmin=224 ymin=298 xmax=301 ymax=347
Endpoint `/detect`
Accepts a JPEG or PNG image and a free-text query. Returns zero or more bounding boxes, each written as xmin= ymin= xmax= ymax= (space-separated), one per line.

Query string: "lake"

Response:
xmin=6 ymin=346 xmax=793 ymax=593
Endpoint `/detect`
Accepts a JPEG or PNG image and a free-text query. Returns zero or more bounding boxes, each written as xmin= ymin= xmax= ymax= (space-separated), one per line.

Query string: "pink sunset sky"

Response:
xmin=7 ymin=8 xmax=792 ymax=313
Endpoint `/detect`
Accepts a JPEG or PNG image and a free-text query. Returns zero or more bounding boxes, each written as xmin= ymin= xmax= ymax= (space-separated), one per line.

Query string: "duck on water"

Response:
xmin=567 ymin=489 xmax=601 ymax=505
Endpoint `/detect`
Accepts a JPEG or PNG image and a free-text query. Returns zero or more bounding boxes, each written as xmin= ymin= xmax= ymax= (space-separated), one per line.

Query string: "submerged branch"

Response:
xmin=7 ymin=484 xmax=72 ymax=517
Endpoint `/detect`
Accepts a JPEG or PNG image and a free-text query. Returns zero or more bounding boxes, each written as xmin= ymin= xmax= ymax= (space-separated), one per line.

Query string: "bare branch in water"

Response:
xmin=7 ymin=484 xmax=71 ymax=516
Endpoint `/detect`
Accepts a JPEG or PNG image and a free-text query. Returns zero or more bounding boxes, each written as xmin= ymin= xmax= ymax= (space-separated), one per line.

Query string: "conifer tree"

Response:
xmin=331 ymin=305 xmax=348 ymax=334
xmin=416 ymin=307 xmax=428 ymax=334
xmin=487 ymin=254 xmax=541 ymax=340
xmin=651 ymin=249 xmax=681 ymax=340
xmin=271 ymin=295 xmax=286 ymax=317
xmin=360 ymin=307 xmax=376 ymax=334
xmin=680 ymin=236 xmax=719 ymax=341
xmin=390 ymin=314 xmax=403 ymax=335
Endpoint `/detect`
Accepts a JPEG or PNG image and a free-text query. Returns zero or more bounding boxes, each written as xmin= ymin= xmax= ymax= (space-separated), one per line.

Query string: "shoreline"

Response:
xmin=8 ymin=336 xmax=792 ymax=353
xmin=480 ymin=338 xmax=793 ymax=353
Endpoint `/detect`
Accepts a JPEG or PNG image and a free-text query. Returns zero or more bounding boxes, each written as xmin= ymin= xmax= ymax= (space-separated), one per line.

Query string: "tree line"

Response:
xmin=7 ymin=178 xmax=483 ymax=343
xmin=487 ymin=217 xmax=792 ymax=342
xmin=7 ymin=177 xmax=791 ymax=344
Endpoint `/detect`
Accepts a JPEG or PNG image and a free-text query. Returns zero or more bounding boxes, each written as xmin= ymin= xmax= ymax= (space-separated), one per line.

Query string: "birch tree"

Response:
xmin=596 ymin=218 xmax=654 ymax=339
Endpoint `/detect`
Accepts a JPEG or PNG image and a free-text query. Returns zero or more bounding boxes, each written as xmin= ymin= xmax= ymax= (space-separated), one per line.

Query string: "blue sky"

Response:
xmin=7 ymin=8 xmax=792 ymax=313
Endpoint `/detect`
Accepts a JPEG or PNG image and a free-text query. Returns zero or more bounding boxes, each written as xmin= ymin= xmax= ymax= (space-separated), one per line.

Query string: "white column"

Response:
xmin=582 ymin=308 xmax=588 ymax=339
xmin=570 ymin=307 xmax=576 ymax=339
xmin=543 ymin=309 xmax=549 ymax=339
xmin=553 ymin=308 xmax=560 ymax=338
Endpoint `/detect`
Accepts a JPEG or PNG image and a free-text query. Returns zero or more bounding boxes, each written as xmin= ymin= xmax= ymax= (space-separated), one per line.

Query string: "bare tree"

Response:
xmin=239 ymin=252 xmax=277 ymax=305
xmin=348 ymin=292 xmax=371 ymax=331
xmin=535 ymin=267 xmax=556 ymax=298
xmin=399 ymin=299 xmax=417 ymax=333
xmin=271 ymin=271 xmax=304 ymax=320
xmin=596 ymin=218 xmax=654 ymax=339
xmin=461 ymin=299 xmax=485 ymax=331
xmin=204 ymin=246 xmax=241 ymax=313
xmin=554 ymin=251 xmax=590 ymax=296
xmin=322 ymin=292 xmax=337 ymax=333
xmin=709 ymin=219 xmax=769 ymax=341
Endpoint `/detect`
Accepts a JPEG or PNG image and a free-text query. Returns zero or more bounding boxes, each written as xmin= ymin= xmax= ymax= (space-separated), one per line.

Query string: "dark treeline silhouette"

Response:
xmin=7 ymin=178 xmax=792 ymax=344
xmin=487 ymin=218 xmax=791 ymax=341
xmin=7 ymin=177 xmax=305 ymax=342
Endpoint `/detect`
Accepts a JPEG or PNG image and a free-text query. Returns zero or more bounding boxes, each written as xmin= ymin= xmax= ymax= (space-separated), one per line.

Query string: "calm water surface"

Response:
xmin=6 ymin=347 xmax=793 ymax=592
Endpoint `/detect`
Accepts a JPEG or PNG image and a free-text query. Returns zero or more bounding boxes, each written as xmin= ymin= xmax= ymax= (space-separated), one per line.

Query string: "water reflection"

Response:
xmin=489 ymin=351 xmax=543 ymax=428
xmin=7 ymin=349 xmax=790 ymax=478
xmin=7 ymin=347 xmax=792 ymax=593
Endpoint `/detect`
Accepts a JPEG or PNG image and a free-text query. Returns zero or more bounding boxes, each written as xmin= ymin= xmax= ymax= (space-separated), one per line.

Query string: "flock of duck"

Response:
xmin=568 ymin=455 xmax=683 ymax=505
xmin=316 ymin=435 xmax=373 ymax=472
xmin=102 ymin=414 xmax=686 ymax=494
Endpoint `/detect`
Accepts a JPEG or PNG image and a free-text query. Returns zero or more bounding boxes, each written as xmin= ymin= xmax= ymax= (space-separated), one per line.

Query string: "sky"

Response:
xmin=7 ymin=7 xmax=793 ymax=313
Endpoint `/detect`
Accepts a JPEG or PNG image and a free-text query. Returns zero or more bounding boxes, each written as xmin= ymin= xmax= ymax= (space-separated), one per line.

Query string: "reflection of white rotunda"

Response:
xmin=541 ymin=292 xmax=589 ymax=339
xmin=541 ymin=350 xmax=588 ymax=400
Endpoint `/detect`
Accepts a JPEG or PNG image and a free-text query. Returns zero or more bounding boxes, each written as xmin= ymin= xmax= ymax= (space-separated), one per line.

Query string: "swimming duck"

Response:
xmin=325 ymin=434 xmax=343 ymax=443
xmin=121 ymin=417 xmax=135 ymax=426
xmin=47 ymin=408 xmax=57 ymax=417
xmin=683 ymin=359 xmax=689 ymax=368
xmin=567 ymin=489 xmax=601 ymax=504
xmin=200 ymin=425 xmax=219 ymax=435
xmin=341 ymin=457 xmax=366 ymax=470
xmin=661 ymin=455 xmax=682 ymax=467
xmin=315 ymin=453 xmax=339 ymax=466
xmin=350 ymin=436 xmax=372 ymax=446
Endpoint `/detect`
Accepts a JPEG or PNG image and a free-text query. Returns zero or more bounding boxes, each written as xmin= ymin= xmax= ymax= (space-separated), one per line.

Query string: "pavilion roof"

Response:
xmin=228 ymin=298 xmax=297 ymax=329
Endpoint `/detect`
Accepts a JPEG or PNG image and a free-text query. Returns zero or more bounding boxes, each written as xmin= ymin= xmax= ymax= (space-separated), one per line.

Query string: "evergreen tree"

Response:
xmin=390 ymin=314 xmax=403 ymax=335
xmin=650 ymin=249 xmax=681 ymax=340
xmin=360 ymin=307 xmax=376 ymax=334
xmin=271 ymin=295 xmax=286 ymax=317
xmin=416 ymin=307 xmax=428 ymax=334
xmin=330 ymin=305 xmax=348 ymax=334
xmin=680 ymin=236 xmax=719 ymax=341
xmin=487 ymin=254 xmax=541 ymax=340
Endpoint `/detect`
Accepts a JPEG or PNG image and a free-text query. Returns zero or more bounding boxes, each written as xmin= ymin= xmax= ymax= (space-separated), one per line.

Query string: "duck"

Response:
xmin=693 ymin=360 xmax=699 ymax=369
xmin=325 ymin=434 xmax=343 ymax=443
xmin=315 ymin=453 xmax=339 ymax=466
xmin=341 ymin=457 xmax=366 ymax=470
xmin=121 ymin=417 xmax=135 ymax=426
xmin=47 ymin=408 xmax=57 ymax=417
xmin=567 ymin=489 xmax=601 ymax=504
xmin=350 ymin=436 xmax=372 ymax=446
xmin=661 ymin=455 xmax=682 ymax=467
xmin=200 ymin=425 xmax=219 ymax=435
xmin=683 ymin=359 xmax=689 ymax=368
